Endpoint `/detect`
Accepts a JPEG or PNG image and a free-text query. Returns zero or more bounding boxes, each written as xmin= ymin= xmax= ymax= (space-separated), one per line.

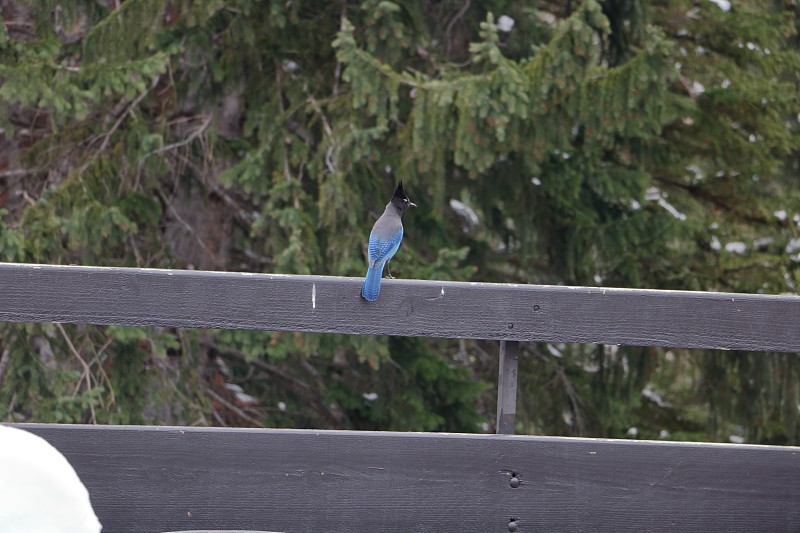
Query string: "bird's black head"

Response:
xmin=390 ymin=181 xmax=417 ymax=213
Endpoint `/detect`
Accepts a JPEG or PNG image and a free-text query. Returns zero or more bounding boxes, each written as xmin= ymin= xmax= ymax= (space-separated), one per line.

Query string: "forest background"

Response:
xmin=0 ymin=0 xmax=798 ymax=444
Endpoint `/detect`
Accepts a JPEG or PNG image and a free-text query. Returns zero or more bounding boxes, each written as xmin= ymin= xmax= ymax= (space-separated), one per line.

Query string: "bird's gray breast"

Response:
xmin=371 ymin=212 xmax=402 ymax=240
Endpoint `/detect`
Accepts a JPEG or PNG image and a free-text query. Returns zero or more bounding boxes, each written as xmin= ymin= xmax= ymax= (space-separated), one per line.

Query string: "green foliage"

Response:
xmin=0 ymin=0 xmax=798 ymax=443
xmin=327 ymin=336 xmax=486 ymax=432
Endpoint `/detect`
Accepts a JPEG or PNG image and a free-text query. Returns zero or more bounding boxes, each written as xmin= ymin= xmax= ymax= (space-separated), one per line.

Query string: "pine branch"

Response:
xmin=145 ymin=115 xmax=212 ymax=158
xmin=204 ymin=341 xmax=347 ymax=428
xmin=97 ymin=89 xmax=151 ymax=153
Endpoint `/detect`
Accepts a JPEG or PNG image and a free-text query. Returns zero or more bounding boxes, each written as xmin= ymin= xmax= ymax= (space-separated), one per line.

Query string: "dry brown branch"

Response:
xmin=204 ymin=340 xmax=347 ymax=427
xmin=0 ymin=348 xmax=11 ymax=390
xmin=55 ymin=322 xmax=97 ymax=424
xmin=201 ymin=383 xmax=263 ymax=428
xmin=145 ymin=115 xmax=212 ymax=158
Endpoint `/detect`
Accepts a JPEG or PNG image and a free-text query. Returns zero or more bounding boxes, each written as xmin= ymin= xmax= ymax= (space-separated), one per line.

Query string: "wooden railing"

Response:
xmin=3 ymin=262 xmax=800 ymax=532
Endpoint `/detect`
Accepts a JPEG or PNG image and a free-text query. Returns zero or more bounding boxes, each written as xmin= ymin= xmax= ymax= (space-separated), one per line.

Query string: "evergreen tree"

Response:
xmin=0 ymin=0 xmax=797 ymax=443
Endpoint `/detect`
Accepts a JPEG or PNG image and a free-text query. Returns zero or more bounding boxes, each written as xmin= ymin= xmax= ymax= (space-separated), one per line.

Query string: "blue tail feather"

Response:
xmin=361 ymin=263 xmax=385 ymax=302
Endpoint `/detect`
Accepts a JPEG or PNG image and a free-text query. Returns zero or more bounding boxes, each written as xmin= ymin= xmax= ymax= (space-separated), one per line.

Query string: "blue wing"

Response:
xmin=368 ymin=228 xmax=403 ymax=267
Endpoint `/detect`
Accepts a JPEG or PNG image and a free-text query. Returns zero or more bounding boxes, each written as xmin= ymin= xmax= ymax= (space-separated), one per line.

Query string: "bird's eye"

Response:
xmin=404 ymin=199 xmax=408 ymax=203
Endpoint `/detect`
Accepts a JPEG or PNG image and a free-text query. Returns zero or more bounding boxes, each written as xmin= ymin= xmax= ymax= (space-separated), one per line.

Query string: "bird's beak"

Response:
xmin=408 ymin=201 xmax=417 ymax=208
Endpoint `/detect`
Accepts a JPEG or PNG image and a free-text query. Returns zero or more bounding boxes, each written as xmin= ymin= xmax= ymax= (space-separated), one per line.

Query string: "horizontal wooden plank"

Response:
xmin=15 ymin=424 xmax=800 ymax=533
xmin=0 ymin=262 xmax=797 ymax=351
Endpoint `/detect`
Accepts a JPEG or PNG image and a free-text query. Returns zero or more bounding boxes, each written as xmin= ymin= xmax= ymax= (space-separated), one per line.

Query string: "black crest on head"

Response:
xmin=390 ymin=181 xmax=416 ymax=212
xmin=393 ymin=181 xmax=407 ymax=200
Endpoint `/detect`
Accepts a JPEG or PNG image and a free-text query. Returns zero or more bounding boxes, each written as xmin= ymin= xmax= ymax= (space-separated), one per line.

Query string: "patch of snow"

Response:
xmin=562 ymin=410 xmax=574 ymax=426
xmin=449 ymin=199 xmax=480 ymax=228
xmin=497 ymin=15 xmax=515 ymax=32
xmin=278 ymin=401 xmax=287 ymax=412
xmin=729 ymin=435 xmax=745 ymax=444
xmin=708 ymin=0 xmax=731 ymax=11
xmin=235 ymin=391 xmax=257 ymax=404
xmin=362 ymin=392 xmax=379 ymax=402
xmin=546 ymin=343 xmax=563 ymax=358
xmin=786 ymin=237 xmax=800 ymax=255
xmin=721 ymin=79 xmax=731 ymax=89
xmin=659 ymin=430 xmax=671 ymax=439
xmin=531 ymin=177 xmax=542 ymax=186
xmin=645 ymin=187 xmax=661 ymax=201
xmin=215 ymin=356 xmax=232 ymax=377
xmin=710 ymin=236 xmax=721 ymax=251
xmin=774 ymin=210 xmax=787 ymax=221
xmin=582 ymin=360 xmax=600 ymax=373
xmin=691 ymin=80 xmax=705 ymax=95
xmin=725 ymin=241 xmax=747 ymax=254
xmin=642 ymin=387 xmax=671 ymax=408
xmin=226 ymin=383 xmax=244 ymax=394
xmin=626 ymin=427 xmax=639 ymax=438
xmin=226 ymin=383 xmax=257 ymax=405
xmin=686 ymin=164 xmax=703 ymax=182
xmin=658 ymin=198 xmax=687 ymax=221
xmin=753 ymin=237 xmax=773 ymax=250
xmin=281 ymin=59 xmax=299 ymax=73
xmin=593 ymin=274 xmax=603 ymax=285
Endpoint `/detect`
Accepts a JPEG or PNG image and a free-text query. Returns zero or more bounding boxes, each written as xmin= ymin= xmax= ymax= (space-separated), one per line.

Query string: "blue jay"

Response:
xmin=361 ymin=182 xmax=416 ymax=301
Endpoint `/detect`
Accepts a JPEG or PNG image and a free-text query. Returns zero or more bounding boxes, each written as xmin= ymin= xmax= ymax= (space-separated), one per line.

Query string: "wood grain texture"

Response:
xmin=14 ymin=424 xmax=800 ymax=533
xmin=496 ymin=340 xmax=519 ymax=434
xmin=0 ymin=262 xmax=798 ymax=351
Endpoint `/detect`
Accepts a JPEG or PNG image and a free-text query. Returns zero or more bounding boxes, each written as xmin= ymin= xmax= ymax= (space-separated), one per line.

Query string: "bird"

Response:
xmin=361 ymin=181 xmax=416 ymax=302
xmin=0 ymin=425 xmax=102 ymax=532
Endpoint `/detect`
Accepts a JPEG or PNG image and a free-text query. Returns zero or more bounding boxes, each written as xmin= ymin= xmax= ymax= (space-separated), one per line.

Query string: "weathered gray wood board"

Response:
xmin=496 ymin=340 xmax=519 ymax=434
xmin=17 ymin=424 xmax=800 ymax=533
xmin=0 ymin=262 xmax=798 ymax=351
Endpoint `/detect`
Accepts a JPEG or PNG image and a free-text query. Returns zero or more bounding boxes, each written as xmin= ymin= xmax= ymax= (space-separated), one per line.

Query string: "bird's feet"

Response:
xmin=386 ymin=263 xmax=395 ymax=279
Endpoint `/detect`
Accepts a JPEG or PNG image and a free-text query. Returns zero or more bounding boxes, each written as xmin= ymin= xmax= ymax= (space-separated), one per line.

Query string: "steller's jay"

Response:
xmin=361 ymin=182 xmax=416 ymax=302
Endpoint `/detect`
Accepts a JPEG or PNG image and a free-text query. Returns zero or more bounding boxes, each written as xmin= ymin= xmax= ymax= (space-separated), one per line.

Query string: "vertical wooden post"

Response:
xmin=496 ymin=340 xmax=519 ymax=434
